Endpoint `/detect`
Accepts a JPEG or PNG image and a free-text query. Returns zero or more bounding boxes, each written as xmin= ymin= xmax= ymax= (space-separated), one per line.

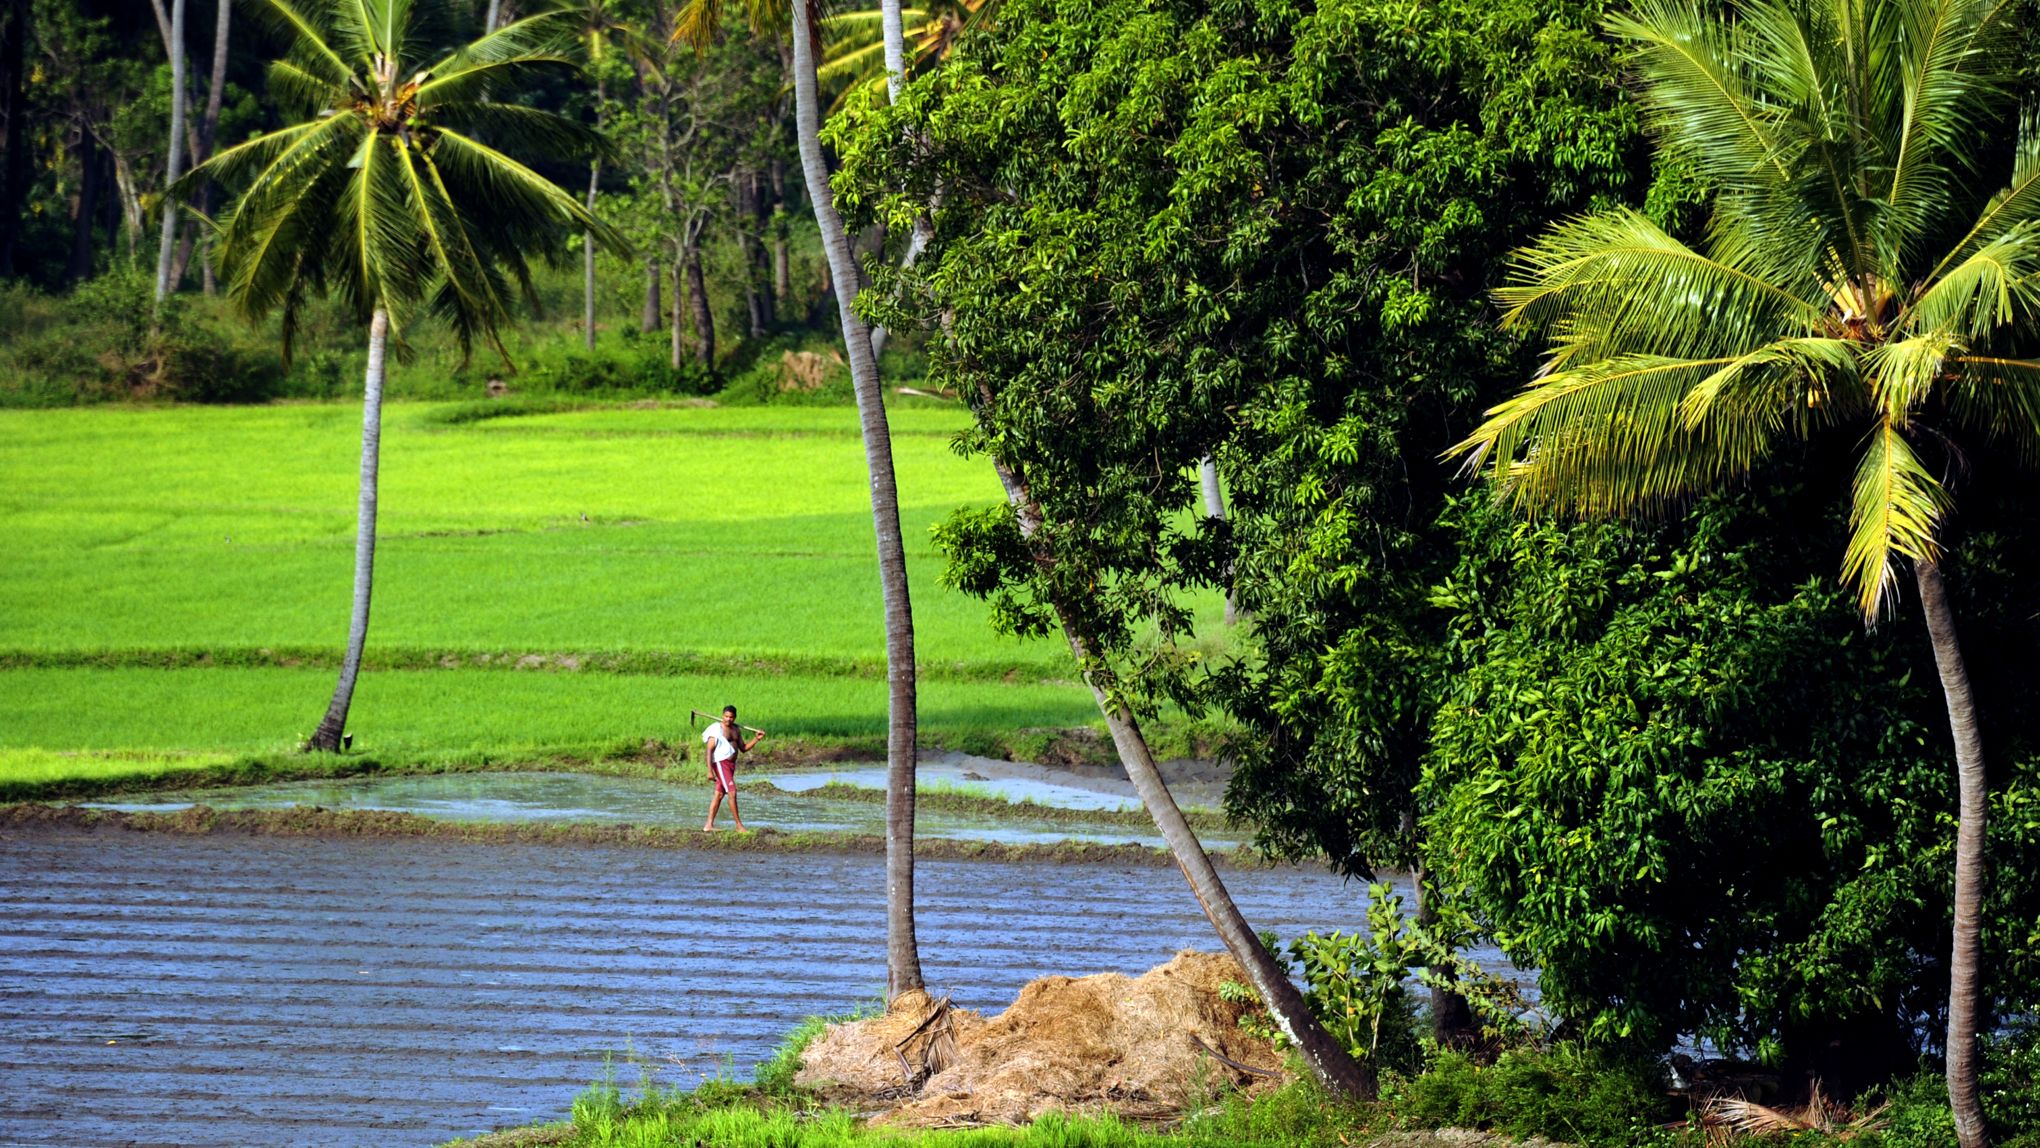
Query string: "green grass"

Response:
xmin=552 ymin=1082 xmax=1388 ymax=1148
xmin=0 ymin=402 xmax=1236 ymax=784
xmin=0 ymin=667 xmax=1101 ymax=756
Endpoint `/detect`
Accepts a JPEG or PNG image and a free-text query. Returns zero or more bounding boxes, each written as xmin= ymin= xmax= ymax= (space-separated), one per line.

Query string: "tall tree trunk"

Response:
xmin=1413 ymin=864 xmax=1475 ymax=1047
xmin=582 ymin=162 xmax=599 ymax=350
xmin=681 ymin=254 xmax=697 ymax=369
xmin=986 ymin=452 xmax=1376 ymax=1099
xmin=484 ymin=0 xmax=501 ymax=32
xmin=684 ymin=237 xmax=713 ymax=368
xmin=168 ymin=0 xmax=228 ymax=289
xmin=581 ymin=85 xmax=604 ymax=351
xmin=769 ymin=157 xmax=790 ymax=302
xmin=1917 ymin=560 xmax=1989 ymax=1148
xmin=68 ymin=129 xmax=102 ymax=281
xmin=1198 ymin=455 xmax=1237 ymax=625
xmin=153 ymin=0 xmax=188 ymax=304
xmin=735 ymin=171 xmax=766 ymax=337
xmin=790 ymin=0 xmax=922 ymax=1000
xmin=863 ymin=4 xmax=928 ymax=362
xmin=642 ymin=259 xmax=661 ymax=333
xmin=0 ymin=0 xmax=29 ymax=278
xmin=751 ymin=170 xmax=775 ymax=329
xmin=309 ymin=308 xmax=391 ymax=753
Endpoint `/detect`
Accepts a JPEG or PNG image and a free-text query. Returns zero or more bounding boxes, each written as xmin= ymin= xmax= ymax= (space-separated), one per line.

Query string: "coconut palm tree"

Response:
xmin=676 ymin=0 xmax=926 ymax=1000
xmin=1453 ymin=0 xmax=2031 ymax=1141
xmin=189 ymin=0 xmax=621 ymax=753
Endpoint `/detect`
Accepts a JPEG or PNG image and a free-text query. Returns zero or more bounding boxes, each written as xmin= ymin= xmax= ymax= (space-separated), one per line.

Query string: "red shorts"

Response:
xmin=710 ymin=757 xmax=737 ymax=794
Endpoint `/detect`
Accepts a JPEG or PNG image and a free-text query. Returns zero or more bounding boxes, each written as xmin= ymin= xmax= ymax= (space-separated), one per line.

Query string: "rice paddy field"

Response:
xmin=0 ymin=401 xmax=1150 ymax=783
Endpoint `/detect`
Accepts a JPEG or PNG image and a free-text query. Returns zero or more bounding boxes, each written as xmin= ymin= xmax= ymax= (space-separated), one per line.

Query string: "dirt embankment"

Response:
xmin=795 ymin=951 xmax=1290 ymax=1126
xmin=0 ymin=803 xmax=1279 ymax=866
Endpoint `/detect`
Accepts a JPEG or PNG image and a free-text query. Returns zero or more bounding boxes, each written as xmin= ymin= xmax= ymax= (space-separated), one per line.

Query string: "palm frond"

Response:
xmin=422 ymin=101 xmax=607 ymax=162
xmin=1924 ymin=106 xmax=2040 ymax=284
xmin=268 ymin=58 xmax=350 ymax=114
xmin=1902 ymin=224 xmax=2040 ymax=338
xmin=1866 ymin=331 xmax=1962 ymax=424
xmin=411 ymin=54 xmax=580 ymax=104
xmin=1454 ymin=353 xmax=1795 ymax=517
xmin=1883 ymin=0 xmax=2004 ymax=261
xmin=1497 ymin=207 xmax=1829 ymax=365
xmin=246 ymin=0 xmax=356 ymax=86
xmin=429 ymin=128 xmax=630 ymax=253
xmin=1843 ymin=421 xmax=1950 ymax=619
xmin=178 ymin=118 xmax=331 ymax=193
xmin=1945 ymin=354 xmax=2040 ymax=460
xmin=1608 ymin=0 xmax=1799 ymax=200
xmin=430 ymin=7 xmax=581 ymax=72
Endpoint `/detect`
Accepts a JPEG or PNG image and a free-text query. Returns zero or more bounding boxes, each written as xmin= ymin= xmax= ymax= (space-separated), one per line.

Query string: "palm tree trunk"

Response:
xmin=986 ymin=452 xmax=1376 ymax=1099
xmin=1198 ymin=455 xmax=1237 ymax=625
xmin=309 ymin=307 xmax=390 ymax=753
xmin=1916 ymin=559 xmax=1989 ymax=1148
xmin=169 ymin=0 xmax=228 ymax=290
xmin=582 ymin=161 xmax=599 ymax=350
xmin=153 ymin=0 xmax=187 ymax=304
xmin=790 ymin=0 xmax=922 ymax=999
xmin=581 ymin=85 xmax=604 ymax=351
xmin=484 ymin=0 xmax=501 ymax=32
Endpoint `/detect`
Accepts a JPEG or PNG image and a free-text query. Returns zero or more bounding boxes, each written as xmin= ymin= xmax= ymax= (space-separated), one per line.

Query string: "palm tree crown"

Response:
xmin=1456 ymin=0 xmax=2037 ymax=620
xmin=193 ymin=0 xmax=624 ymax=359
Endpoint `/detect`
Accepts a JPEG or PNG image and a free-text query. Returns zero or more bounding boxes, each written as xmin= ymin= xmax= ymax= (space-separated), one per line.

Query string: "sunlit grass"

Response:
xmin=0 ymin=667 xmax=1104 ymax=757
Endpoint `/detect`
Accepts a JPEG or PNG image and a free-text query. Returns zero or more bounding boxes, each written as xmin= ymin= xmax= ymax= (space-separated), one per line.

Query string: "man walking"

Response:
xmin=702 ymin=704 xmax=762 ymax=831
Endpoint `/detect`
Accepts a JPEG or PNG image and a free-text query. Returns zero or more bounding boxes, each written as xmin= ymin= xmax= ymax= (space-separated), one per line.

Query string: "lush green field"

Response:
xmin=0 ymin=402 xmax=1155 ymax=778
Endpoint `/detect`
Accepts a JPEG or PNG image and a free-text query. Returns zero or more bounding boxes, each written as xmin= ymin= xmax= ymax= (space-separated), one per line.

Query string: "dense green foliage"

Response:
xmin=1424 ymin=474 xmax=2040 ymax=1085
xmin=844 ymin=0 xmax=2040 ymax=1112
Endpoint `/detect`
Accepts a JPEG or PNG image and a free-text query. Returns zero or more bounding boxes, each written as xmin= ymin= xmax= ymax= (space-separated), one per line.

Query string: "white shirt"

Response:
xmin=703 ymin=723 xmax=740 ymax=763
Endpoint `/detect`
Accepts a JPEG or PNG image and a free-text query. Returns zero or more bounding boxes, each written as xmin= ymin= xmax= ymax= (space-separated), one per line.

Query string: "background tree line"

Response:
xmin=0 ymin=0 xmax=909 ymax=401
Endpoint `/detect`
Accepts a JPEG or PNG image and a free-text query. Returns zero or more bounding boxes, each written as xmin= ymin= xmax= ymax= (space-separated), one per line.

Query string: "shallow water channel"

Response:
xmin=1 ymin=828 xmax=1415 ymax=1148
xmin=84 ymin=769 xmax=1252 ymax=848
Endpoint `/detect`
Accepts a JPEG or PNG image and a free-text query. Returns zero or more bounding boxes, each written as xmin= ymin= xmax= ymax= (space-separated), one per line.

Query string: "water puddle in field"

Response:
xmin=84 ymin=770 xmax=1251 ymax=848
xmin=761 ymin=762 xmax=1143 ymax=811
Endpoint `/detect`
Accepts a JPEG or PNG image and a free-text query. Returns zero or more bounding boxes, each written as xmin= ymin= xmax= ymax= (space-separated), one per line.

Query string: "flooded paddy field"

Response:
xmin=81 ymin=768 xmax=1249 ymax=848
xmin=0 ymin=826 xmax=1425 ymax=1147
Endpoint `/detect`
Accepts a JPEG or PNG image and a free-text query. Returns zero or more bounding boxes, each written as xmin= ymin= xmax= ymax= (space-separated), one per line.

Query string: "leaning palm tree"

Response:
xmin=1453 ymin=0 xmax=2030 ymax=1142
xmin=675 ymin=0 xmax=927 ymax=1001
xmin=188 ymin=0 xmax=621 ymax=753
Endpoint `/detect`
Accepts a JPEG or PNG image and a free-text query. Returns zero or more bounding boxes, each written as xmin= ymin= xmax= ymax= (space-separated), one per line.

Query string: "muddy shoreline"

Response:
xmin=0 ymin=803 xmax=1280 ymax=867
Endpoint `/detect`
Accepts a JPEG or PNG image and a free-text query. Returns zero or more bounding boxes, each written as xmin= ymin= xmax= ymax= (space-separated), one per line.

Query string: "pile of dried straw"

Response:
xmin=795 ymin=950 xmax=1290 ymax=1127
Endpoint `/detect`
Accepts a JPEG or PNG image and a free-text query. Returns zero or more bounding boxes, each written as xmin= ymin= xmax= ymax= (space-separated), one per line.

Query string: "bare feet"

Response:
xmin=733 ymin=822 xmax=749 ymax=833
xmin=702 ymin=823 xmax=721 ymax=832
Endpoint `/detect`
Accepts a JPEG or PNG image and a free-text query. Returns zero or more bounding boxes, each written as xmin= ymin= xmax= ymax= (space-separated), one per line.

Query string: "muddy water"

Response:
xmin=85 ymin=771 xmax=1252 ymax=848
xmin=0 ymin=828 xmax=1438 ymax=1147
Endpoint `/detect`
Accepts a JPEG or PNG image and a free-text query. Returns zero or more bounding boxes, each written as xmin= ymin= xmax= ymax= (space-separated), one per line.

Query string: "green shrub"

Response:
xmin=1389 ymin=1045 xmax=1675 ymax=1147
xmin=1985 ymin=1021 xmax=2040 ymax=1142
xmin=513 ymin=342 xmax=716 ymax=397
